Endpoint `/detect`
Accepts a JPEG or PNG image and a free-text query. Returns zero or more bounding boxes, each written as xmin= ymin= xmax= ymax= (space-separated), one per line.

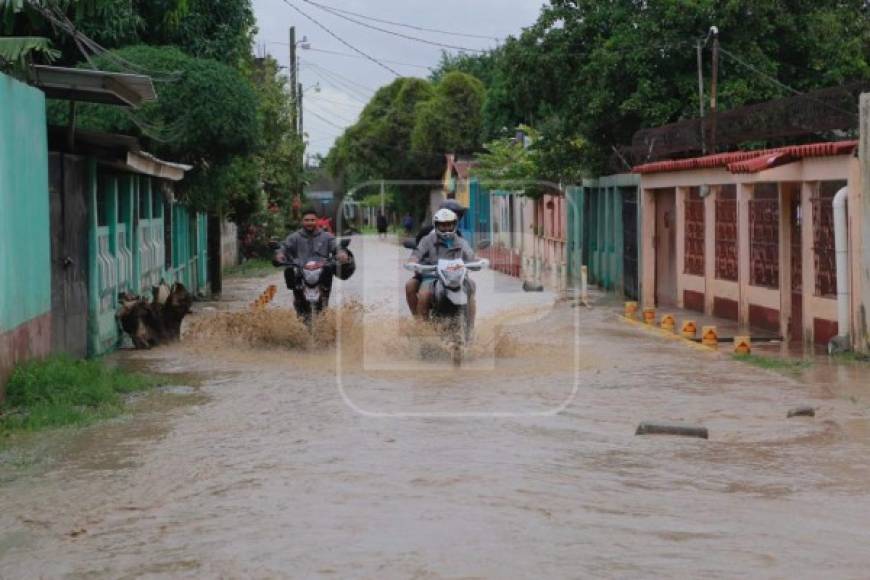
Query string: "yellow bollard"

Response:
xmin=642 ymin=307 xmax=656 ymax=325
xmin=733 ymin=336 xmax=751 ymax=355
xmin=624 ymin=301 xmax=638 ymax=319
xmin=701 ymin=325 xmax=718 ymax=346
xmin=681 ymin=320 xmax=697 ymax=339
xmin=660 ymin=314 xmax=676 ymax=332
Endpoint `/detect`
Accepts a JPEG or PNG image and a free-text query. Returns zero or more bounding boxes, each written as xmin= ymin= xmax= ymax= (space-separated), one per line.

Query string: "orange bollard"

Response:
xmin=701 ymin=325 xmax=718 ymax=346
xmin=660 ymin=314 xmax=676 ymax=332
xmin=733 ymin=336 xmax=751 ymax=355
xmin=642 ymin=307 xmax=656 ymax=325
xmin=624 ymin=301 xmax=638 ymax=319
xmin=681 ymin=320 xmax=697 ymax=339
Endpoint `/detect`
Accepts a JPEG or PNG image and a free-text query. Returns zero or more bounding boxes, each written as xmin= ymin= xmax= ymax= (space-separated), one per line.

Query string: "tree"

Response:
xmin=56 ymin=45 xmax=259 ymax=211
xmin=431 ymin=0 xmax=870 ymax=177
xmin=411 ymin=71 xmax=485 ymax=159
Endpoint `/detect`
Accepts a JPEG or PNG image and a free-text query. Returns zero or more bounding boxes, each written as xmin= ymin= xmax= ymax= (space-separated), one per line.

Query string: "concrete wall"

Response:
xmin=639 ymin=153 xmax=861 ymax=346
xmin=0 ymin=74 xmax=52 ymax=390
xmin=220 ymin=220 xmax=239 ymax=269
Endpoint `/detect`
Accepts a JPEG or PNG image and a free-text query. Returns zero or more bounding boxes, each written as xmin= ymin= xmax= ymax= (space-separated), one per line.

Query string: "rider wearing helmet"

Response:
xmin=406 ymin=208 xmax=478 ymax=324
xmin=405 ymin=199 xmax=467 ymax=316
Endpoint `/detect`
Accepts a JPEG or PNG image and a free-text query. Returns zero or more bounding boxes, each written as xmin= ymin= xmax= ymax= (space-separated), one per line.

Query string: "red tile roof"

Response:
xmin=632 ymin=140 xmax=858 ymax=175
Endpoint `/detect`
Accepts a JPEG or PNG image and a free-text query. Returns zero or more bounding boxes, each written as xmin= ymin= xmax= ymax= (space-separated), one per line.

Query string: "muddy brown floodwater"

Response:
xmin=2 ymin=236 xmax=870 ymax=578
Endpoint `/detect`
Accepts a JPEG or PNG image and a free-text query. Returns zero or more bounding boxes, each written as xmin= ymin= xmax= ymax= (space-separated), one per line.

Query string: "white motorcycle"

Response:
xmin=404 ymin=257 xmax=489 ymax=366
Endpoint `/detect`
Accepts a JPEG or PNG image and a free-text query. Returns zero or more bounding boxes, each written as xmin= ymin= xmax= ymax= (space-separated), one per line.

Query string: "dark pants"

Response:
xmin=284 ymin=264 xmax=335 ymax=308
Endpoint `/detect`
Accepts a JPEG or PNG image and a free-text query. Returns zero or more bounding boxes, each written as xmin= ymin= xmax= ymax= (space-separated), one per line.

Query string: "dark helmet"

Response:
xmin=439 ymin=199 xmax=466 ymax=220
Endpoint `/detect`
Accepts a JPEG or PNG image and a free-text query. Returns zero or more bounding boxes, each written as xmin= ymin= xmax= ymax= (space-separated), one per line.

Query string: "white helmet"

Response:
xmin=433 ymin=208 xmax=458 ymax=240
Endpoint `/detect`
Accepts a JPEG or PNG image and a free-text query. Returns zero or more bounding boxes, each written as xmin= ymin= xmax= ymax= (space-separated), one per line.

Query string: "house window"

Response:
xmin=684 ymin=187 xmax=705 ymax=276
xmin=715 ymin=185 xmax=738 ymax=281
xmin=749 ymin=183 xmax=779 ymax=288
xmin=812 ymin=180 xmax=845 ymax=297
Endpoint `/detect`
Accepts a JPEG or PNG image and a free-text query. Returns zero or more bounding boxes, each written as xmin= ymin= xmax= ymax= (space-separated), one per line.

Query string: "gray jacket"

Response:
xmin=411 ymin=230 xmax=476 ymax=265
xmin=280 ymin=228 xmax=337 ymax=267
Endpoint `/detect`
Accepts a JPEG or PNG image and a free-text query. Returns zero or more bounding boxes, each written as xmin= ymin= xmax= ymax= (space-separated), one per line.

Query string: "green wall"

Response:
xmin=0 ymin=73 xmax=50 ymax=332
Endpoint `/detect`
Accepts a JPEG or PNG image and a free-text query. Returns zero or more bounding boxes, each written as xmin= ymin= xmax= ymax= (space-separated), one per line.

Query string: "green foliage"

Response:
xmin=473 ymin=125 xmax=542 ymax=193
xmin=58 ymin=45 xmax=259 ymax=211
xmin=137 ymin=0 xmax=254 ymax=67
xmin=224 ymin=257 xmax=273 ymax=278
xmin=1 ymin=0 xmax=190 ymax=62
xmin=327 ymin=77 xmax=436 ymax=184
xmin=430 ymin=0 xmax=870 ymax=177
xmin=1 ymin=356 xmax=166 ymax=437
xmin=0 ymin=36 xmax=59 ymax=72
xmin=732 ymin=353 xmax=812 ymax=373
xmin=411 ymin=71 xmax=485 ymax=158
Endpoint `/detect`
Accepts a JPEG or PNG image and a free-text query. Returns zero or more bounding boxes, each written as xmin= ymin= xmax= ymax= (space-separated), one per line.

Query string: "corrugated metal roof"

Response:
xmin=632 ymin=140 xmax=858 ymax=175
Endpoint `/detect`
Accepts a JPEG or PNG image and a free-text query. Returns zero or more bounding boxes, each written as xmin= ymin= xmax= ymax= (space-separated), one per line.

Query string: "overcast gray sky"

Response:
xmin=251 ymin=0 xmax=548 ymax=158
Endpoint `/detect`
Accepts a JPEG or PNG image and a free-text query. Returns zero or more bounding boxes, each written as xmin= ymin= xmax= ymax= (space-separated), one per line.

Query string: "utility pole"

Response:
xmin=289 ymin=26 xmax=297 ymax=132
xmin=696 ymin=40 xmax=706 ymax=155
xmin=297 ymin=80 xmax=303 ymax=137
xmin=380 ymin=180 xmax=385 ymax=214
xmin=709 ymin=26 xmax=720 ymax=153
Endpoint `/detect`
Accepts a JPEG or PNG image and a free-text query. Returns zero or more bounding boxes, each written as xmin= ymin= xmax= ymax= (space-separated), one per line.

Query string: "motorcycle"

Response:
xmin=404 ymin=257 xmax=488 ymax=366
xmin=278 ymin=238 xmax=352 ymax=327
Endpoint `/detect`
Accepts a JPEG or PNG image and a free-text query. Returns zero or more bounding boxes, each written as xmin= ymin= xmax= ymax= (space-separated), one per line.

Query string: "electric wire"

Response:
xmin=299 ymin=0 xmax=488 ymax=54
xmin=718 ymin=45 xmax=858 ymax=119
xmin=277 ymin=0 xmax=401 ymax=76
xmin=301 ymin=0 xmax=502 ymax=41
xmin=286 ymin=45 xmax=433 ymax=70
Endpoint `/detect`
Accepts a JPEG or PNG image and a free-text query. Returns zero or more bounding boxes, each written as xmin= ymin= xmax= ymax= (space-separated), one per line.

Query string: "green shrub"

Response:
xmin=1 ymin=356 xmax=164 ymax=436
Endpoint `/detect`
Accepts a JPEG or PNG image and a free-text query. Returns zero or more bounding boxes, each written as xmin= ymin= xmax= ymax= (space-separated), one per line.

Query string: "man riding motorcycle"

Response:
xmin=273 ymin=207 xmax=353 ymax=316
xmin=404 ymin=199 xmax=467 ymax=316
xmin=406 ymin=208 xmax=478 ymax=329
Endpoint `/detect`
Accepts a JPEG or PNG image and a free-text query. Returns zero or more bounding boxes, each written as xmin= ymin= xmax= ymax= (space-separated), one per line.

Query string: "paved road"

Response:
xmin=2 ymin=236 xmax=870 ymax=579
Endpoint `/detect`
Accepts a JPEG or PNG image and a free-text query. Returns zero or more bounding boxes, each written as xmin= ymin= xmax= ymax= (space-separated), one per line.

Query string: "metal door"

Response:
xmin=49 ymin=153 xmax=89 ymax=357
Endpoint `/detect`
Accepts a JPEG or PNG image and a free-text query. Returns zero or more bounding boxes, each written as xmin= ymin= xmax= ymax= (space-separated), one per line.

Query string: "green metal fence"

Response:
xmin=87 ymin=164 xmax=208 ymax=356
xmin=567 ymin=174 xmax=640 ymax=297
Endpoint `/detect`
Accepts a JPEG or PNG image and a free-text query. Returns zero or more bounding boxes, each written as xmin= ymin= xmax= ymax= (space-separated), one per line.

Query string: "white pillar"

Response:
xmin=859 ymin=94 xmax=870 ymax=352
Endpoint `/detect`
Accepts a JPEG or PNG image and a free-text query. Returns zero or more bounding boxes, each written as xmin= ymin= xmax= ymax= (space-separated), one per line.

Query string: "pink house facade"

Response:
xmin=635 ymin=141 xmax=863 ymax=348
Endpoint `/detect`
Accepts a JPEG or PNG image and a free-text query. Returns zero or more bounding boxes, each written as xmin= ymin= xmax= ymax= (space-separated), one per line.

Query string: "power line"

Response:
xmin=303 ymin=67 xmax=372 ymax=103
xmin=303 ymin=47 xmax=434 ymax=70
xmin=718 ymin=45 xmax=858 ymax=118
xmin=277 ymin=0 xmax=401 ymax=76
xmin=306 ymin=102 xmax=356 ymax=125
xmin=305 ymin=107 xmax=348 ymax=131
xmin=304 ymin=61 xmax=375 ymax=93
xmin=302 ymin=1 xmax=501 ymax=41
xmin=307 ymin=94 xmax=365 ymax=110
xmin=300 ymin=0 xmax=489 ymax=54
xmin=302 ymin=61 xmax=375 ymax=102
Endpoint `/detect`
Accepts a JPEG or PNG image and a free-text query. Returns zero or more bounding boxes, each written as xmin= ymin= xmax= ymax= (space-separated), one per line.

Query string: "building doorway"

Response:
xmin=655 ymin=188 xmax=677 ymax=307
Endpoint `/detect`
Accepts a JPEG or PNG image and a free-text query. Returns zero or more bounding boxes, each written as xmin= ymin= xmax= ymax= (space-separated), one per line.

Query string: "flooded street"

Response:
xmin=2 ymin=236 xmax=870 ymax=578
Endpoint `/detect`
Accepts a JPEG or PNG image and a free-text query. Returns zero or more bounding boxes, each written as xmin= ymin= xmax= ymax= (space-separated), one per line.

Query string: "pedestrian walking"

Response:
xmin=402 ymin=213 xmax=414 ymax=236
xmin=376 ymin=211 xmax=388 ymax=239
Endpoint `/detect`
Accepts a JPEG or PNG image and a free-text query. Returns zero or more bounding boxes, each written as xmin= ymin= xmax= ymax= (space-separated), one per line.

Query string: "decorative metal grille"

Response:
xmin=684 ymin=188 xmax=705 ymax=276
xmin=812 ymin=181 xmax=843 ymax=297
xmin=715 ymin=185 xmax=737 ymax=281
xmin=749 ymin=185 xmax=779 ymax=288
xmin=609 ymin=81 xmax=869 ymax=171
